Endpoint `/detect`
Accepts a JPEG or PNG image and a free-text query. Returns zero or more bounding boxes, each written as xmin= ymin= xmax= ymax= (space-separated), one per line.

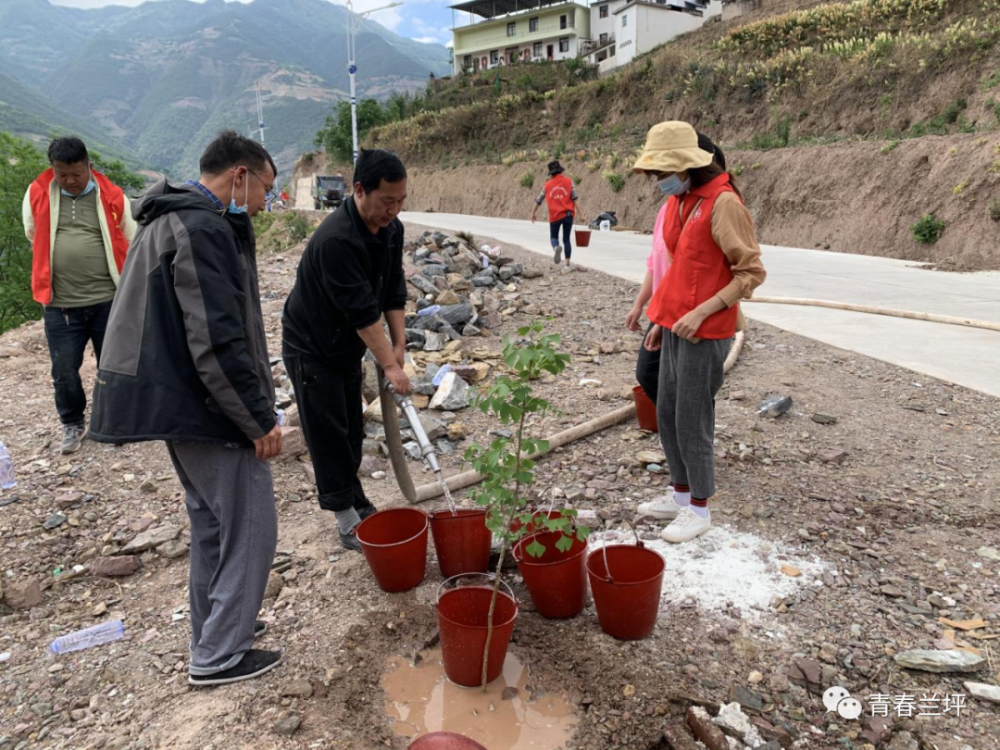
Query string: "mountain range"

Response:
xmin=0 ymin=0 xmax=452 ymax=178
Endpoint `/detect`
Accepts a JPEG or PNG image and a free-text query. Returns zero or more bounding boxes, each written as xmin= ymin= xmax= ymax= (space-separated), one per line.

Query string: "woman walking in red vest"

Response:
xmin=634 ymin=122 xmax=766 ymax=543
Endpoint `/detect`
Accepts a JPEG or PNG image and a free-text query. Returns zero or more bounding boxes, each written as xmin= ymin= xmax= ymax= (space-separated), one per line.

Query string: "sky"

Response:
xmin=49 ymin=0 xmax=459 ymax=45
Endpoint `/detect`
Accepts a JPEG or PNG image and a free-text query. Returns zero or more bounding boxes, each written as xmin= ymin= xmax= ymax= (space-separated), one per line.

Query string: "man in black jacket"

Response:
xmin=90 ymin=131 xmax=283 ymax=686
xmin=282 ymin=149 xmax=410 ymax=551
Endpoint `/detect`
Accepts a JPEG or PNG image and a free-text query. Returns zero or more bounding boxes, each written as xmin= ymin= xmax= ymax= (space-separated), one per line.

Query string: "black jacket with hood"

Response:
xmin=89 ymin=180 xmax=276 ymax=446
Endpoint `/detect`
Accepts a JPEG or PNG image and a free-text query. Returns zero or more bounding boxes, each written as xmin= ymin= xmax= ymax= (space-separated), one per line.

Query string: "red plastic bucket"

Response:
xmin=574 ymin=228 xmax=592 ymax=248
xmin=430 ymin=510 xmax=492 ymax=578
xmin=436 ymin=576 xmax=518 ymax=687
xmin=633 ymin=385 xmax=658 ymax=432
xmin=587 ymin=545 xmax=665 ymax=640
xmin=514 ymin=531 xmax=588 ymax=619
xmin=408 ymin=733 xmax=488 ymax=750
xmin=356 ymin=508 xmax=428 ymax=593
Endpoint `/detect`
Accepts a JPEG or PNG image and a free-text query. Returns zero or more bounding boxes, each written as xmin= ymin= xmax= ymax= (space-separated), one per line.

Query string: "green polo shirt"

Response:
xmin=50 ymin=190 xmax=116 ymax=308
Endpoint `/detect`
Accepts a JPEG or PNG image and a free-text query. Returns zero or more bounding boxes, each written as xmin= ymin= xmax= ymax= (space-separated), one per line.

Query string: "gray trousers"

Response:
xmin=656 ymin=330 xmax=733 ymax=500
xmin=167 ymin=441 xmax=277 ymax=675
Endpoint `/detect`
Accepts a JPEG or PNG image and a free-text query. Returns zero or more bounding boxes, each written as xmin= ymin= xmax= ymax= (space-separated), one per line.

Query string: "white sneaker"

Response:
xmin=637 ymin=491 xmax=682 ymax=520
xmin=660 ymin=508 xmax=711 ymax=544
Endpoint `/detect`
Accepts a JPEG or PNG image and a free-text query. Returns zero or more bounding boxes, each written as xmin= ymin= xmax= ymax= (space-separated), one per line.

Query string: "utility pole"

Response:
xmin=255 ymin=81 xmax=266 ymax=146
xmin=345 ymin=0 xmax=403 ymax=165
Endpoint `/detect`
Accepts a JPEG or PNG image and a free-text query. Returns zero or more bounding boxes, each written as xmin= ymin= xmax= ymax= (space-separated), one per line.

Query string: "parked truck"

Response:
xmin=313 ymin=174 xmax=346 ymax=210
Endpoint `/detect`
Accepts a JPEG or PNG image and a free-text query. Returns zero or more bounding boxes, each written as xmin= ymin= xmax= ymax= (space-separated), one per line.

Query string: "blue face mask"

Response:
xmin=61 ymin=179 xmax=96 ymax=198
xmin=658 ymin=174 xmax=690 ymax=197
xmin=227 ymin=170 xmax=249 ymax=214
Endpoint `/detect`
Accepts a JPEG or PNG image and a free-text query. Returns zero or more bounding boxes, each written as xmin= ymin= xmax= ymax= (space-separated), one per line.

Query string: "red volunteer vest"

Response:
xmin=28 ymin=169 xmax=130 ymax=305
xmin=646 ymin=173 xmax=740 ymax=340
xmin=544 ymin=174 xmax=575 ymax=221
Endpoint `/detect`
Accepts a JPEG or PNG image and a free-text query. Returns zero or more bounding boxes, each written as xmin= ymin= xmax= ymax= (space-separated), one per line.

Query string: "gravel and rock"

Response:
xmin=0 ymin=220 xmax=997 ymax=749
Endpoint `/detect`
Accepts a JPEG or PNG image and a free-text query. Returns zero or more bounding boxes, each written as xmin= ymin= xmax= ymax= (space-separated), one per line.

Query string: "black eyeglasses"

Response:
xmin=242 ymin=167 xmax=277 ymax=203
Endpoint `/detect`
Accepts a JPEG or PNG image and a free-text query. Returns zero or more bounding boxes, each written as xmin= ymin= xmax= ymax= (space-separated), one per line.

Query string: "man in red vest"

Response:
xmin=21 ymin=137 xmax=136 ymax=454
xmin=531 ymin=160 xmax=585 ymax=267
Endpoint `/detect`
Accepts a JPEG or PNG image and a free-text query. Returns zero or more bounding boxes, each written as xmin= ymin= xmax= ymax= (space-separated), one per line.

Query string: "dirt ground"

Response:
xmin=403 ymin=131 xmax=1000 ymax=271
xmin=0 ymin=221 xmax=998 ymax=750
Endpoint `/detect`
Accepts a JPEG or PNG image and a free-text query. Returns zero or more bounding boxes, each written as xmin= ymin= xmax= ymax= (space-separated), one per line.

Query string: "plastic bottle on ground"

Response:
xmin=432 ymin=364 xmax=452 ymax=387
xmin=50 ymin=620 xmax=125 ymax=654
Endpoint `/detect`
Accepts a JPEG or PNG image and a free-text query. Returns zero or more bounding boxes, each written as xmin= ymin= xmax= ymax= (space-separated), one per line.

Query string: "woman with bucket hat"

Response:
xmin=627 ymin=132 xmax=737 ymax=403
xmin=633 ymin=122 xmax=766 ymax=543
xmin=531 ymin=160 xmax=585 ymax=266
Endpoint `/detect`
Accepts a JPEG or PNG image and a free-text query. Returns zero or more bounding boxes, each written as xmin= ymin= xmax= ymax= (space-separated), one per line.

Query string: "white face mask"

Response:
xmin=227 ymin=169 xmax=249 ymax=214
xmin=657 ymin=174 xmax=691 ymax=196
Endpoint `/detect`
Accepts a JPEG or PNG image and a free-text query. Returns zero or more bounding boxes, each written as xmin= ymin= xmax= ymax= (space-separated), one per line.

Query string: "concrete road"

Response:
xmin=402 ymin=212 xmax=1000 ymax=398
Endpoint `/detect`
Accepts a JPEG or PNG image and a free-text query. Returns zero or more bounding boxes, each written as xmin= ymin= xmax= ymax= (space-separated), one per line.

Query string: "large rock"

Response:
xmin=964 ymin=681 xmax=1000 ymax=703
xmin=119 ymin=524 xmax=182 ymax=555
xmin=435 ymin=290 xmax=461 ymax=306
xmin=438 ymin=304 xmax=474 ymax=328
xmin=3 ymin=578 xmax=43 ymax=610
xmin=409 ymin=275 xmax=438 ymax=296
xmin=472 ymin=270 xmax=497 ymax=287
xmin=894 ymin=649 xmax=983 ymax=673
xmin=420 ymin=264 xmax=449 ymax=278
xmin=265 ymin=571 xmax=284 ymax=600
xmin=405 ymin=329 xmax=427 ymax=349
xmin=423 ymin=332 xmax=447 ymax=352
xmin=411 ymin=314 xmax=445 ymax=333
xmin=276 ymin=426 xmax=308 ymax=462
xmin=90 ymin=556 xmax=141 ymax=577
xmin=712 ymin=702 xmax=763 ymax=747
xmin=446 ymin=273 xmax=472 ymax=292
xmin=453 ymin=363 xmax=490 ymax=383
xmin=686 ymin=706 xmax=729 ymax=750
xmin=429 ymin=372 xmax=471 ymax=411
xmin=478 ymin=312 xmax=502 ymax=330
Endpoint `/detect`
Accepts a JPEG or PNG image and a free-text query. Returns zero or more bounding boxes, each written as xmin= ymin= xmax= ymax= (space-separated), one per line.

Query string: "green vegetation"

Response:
xmin=371 ymin=0 xmax=1000 ymax=170
xmin=990 ymin=198 xmax=1000 ymax=222
xmin=520 ymin=172 xmax=535 ymax=189
xmin=910 ymin=213 xmax=946 ymax=244
xmin=0 ymin=132 xmax=47 ymax=334
xmin=253 ymin=211 xmax=315 ymax=253
xmin=603 ymin=171 xmax=626 ymax=192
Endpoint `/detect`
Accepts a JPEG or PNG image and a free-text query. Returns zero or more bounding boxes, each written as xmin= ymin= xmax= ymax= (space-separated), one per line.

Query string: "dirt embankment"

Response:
xmin=405 ymin=132 xmax=1000 ymax=268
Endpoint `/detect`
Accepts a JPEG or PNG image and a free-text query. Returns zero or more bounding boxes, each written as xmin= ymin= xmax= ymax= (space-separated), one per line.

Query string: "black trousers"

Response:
xmin=636 ymin=322 xmax=659 ymax=404
xmin=44 ymin=301 xmax=113 ymax=426
xmin=283 ymin=350 xmax=374 ymax=514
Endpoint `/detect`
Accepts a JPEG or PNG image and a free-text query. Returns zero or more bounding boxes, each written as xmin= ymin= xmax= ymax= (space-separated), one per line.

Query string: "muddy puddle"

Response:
xmin=382 ymin=648 xmax=577 ymax=748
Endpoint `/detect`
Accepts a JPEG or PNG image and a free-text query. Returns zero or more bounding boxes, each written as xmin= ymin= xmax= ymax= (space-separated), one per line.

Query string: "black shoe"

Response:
xmin=188 ymin=649 xmax=282 ymax=686
xmin=357 ymin=503 xmax=377 ymax=521
xmin=254 ymin=620 xmax=267 ymax=639
xmin=340 ymin=530 xmax=362 ymax=552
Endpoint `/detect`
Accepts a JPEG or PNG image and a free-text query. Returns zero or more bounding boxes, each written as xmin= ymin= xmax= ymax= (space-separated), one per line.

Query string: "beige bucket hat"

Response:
xmin=633 ymin=121 xmax=714 ymax=174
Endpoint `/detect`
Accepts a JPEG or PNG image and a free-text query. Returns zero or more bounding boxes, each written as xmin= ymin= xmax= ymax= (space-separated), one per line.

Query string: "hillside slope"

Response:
xmin=0 ymin=72 xmax=137 ymax=167
xmin=368 ymin=0 xmax=1000 ymax=267
xmin=402 ymin=132 xmax=1000 ymax=269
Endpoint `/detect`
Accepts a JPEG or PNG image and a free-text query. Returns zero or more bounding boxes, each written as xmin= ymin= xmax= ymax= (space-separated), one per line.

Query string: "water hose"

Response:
xmin=746 ymin=296 xmax=1000 ymax=334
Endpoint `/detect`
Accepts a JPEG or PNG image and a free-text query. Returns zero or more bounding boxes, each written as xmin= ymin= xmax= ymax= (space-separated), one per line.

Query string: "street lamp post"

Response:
xmin=345 ymin=0 xmax=403 ymax=165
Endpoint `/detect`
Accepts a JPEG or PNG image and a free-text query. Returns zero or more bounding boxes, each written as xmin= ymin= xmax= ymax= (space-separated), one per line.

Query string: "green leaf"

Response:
xmin=576 ymin=526 xmax=591 ymax=541
xmin=555 ymin=534 xmax=574 ymax=553
xmin=526 ymin=538 xmax=546 ymax=558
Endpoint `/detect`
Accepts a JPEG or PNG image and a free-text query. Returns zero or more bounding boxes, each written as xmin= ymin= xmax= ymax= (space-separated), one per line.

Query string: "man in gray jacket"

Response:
xmin=90 ymin=131 xmax=283 ymax=686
